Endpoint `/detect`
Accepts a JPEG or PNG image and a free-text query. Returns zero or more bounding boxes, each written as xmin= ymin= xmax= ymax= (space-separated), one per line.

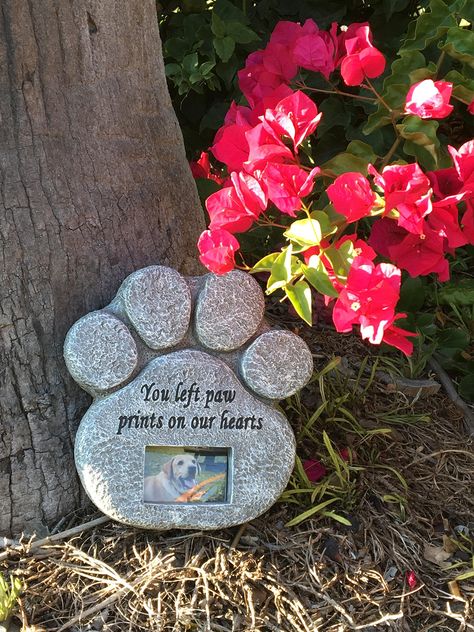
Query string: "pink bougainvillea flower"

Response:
xmin=262 ymin=163 xmax=320 ymax=215
xmin=406 ymin=570 xmax=418 ymax=590
xmin=211 ymin=121 xmax=252 ymax=172
xmin=189 ymin=151 xmax=224 ymax=184
xmin=206 ymin=187 xmax=254 ymax=234
xmin=206 ymin=172 xmax=267 ymax=234
xmin=292 ymin=22 xmax=338 ymax=78
xmin=262 ymin=42 xmax=299 ymax=82
xmin=303 ymin=459 xmax=327 ymax=483
xmin=448 ymin=140 xmax=474 ymax=189
xmin=426 ymin=204 xmax=467 ymax=249
xmin=237 ymin=50 xmax=288 ymax=109
xmin=270 ymin=20 xmax=305 ymax=48
xmin=224 ymin=101 xmax=258 ymax=127
xmin=427 ymin=167 xmax=464 ymax=204
xmin=198 ymin=229 xmax=240 ymax=274
xmin=382 ymin=319 xmax=416 ymax=355
xmin=369 ymin=163 xmax=432 ymax=234
xmin=263 ymin=90 xmax=322 ymax=150
xmin=369 ymin=217 xmax=449 ymax=281
xmin=251 ymin=84 xmax=294 ymax=119
xmin=339 ymin=23 xmax=385 ymax=86
xmin=405 ymin=80 xmax=454 ymax=119
xmin=386 ymin=223 xmax=449 ymax=281
xmin=244 ymin=123 xmax=294 ymax=173
xmin=332 ymin=256 xmax=414 ymax=352
xmin=368 ymin=217 xmax=407 ymax=258
xmin=468 ymin=99 xmax=474 ymax=115
xmin=327 ymin=172 xmax=376 ymax=222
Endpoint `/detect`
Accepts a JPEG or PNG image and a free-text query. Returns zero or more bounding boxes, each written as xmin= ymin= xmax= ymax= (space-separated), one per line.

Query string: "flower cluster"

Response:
xmin=193 ymin=18 xmax=474 ymax=356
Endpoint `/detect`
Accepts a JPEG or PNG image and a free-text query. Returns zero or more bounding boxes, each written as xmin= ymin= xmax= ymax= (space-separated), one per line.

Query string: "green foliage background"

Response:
xmin=159 ymin=0 xmax=474 ymax=399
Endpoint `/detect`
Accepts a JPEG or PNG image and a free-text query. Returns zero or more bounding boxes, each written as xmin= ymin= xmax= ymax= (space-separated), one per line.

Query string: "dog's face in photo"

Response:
xmin=163 ymin=454 xmax=201 ymax=492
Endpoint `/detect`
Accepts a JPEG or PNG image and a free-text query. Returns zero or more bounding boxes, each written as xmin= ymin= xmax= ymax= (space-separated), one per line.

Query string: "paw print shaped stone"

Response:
xmin=64 ymin=267 xmax=313 ymax=530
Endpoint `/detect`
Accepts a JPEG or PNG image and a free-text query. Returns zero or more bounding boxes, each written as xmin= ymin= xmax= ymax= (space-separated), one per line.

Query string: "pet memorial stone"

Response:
xmin=64 ymin=266 xmax=313 ymax=530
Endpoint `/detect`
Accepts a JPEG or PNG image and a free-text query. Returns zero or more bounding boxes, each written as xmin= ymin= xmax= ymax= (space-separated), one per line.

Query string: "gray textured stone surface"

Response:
xmin=119 ymin=266 xmax=191 ymax=349
xmin=75 ymin=351 xmax=295 ymax=530
xmin=195 ymin=271 xmax=264 ymax=351
xmin=66 ymin=265 xmax=314 ymax=530
xmin=240 ymin=330 xmax=314 ymax=399
xmin=64 ymin=312 xmax=138 ymax=394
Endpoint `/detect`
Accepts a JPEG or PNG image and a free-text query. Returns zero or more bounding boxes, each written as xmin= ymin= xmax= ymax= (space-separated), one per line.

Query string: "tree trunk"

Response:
xmin=0 ymin=0 xmax=205 ymax=536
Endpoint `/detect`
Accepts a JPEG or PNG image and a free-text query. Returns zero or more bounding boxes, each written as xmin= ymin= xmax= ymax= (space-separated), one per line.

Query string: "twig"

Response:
xmin=428 ymin=357 xmax=474 ymax=436
xmin=0 ymin=515 xmax=110 ymax=561
xmin=230 ymin=523 xmax=248 ymax=549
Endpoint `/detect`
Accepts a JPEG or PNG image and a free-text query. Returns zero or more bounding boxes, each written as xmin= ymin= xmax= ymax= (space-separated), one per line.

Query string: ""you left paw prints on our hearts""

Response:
xmin=64 ymin=267 xmax=313 ymax=530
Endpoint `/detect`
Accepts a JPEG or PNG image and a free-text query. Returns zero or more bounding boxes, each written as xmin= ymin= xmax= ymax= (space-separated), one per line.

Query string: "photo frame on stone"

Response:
xmin=144 ymin=446 xmax=229 ymax=504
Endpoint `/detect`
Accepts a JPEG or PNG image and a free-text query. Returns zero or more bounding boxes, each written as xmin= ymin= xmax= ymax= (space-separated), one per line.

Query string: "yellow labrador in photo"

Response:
xmin=144 ymin=454 xmax=201 ymax=502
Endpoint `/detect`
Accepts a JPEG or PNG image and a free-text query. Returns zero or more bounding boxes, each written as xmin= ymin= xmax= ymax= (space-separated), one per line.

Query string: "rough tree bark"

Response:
xmin=0 ymin=0 xmax=206 ymax=536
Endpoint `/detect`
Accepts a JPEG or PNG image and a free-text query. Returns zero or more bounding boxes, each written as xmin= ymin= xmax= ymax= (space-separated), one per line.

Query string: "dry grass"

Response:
xmin=2 ymin=326 xmax=474 ymax=631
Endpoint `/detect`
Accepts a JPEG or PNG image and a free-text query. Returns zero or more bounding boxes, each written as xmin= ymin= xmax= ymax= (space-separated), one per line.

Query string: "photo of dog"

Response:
xmin=143 ymin=447 xmax=228 ymax=504
xmin=144 ymin=453 xmax=201 ymax=502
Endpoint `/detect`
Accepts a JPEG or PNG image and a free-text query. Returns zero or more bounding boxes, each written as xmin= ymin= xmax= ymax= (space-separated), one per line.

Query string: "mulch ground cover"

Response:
xmin=2 ymin=317 xmax=473 ymax=631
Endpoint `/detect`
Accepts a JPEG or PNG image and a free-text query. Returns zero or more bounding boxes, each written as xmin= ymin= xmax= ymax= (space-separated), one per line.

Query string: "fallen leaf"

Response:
xmin=423 ymin=543 xmax=452 ymax=567
xmin=443 ymin=534 xmax=458 ymax=555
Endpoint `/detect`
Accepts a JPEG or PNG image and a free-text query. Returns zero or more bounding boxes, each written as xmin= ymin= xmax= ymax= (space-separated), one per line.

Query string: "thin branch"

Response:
xmin=428 ymin=356 xmax=474 ymax=436
xmin=0 ymin=515 xmax=110 ymax=561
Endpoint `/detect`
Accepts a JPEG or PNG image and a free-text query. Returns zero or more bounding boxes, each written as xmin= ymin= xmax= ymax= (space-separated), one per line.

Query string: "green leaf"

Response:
xmin=164 ymin=37 xmax=189 ymax=61
xmin=459 ymin=374 xmax=474 ymax=402
xmin=402 ymin=0 xmax=458 ymax=52
xmin=316 ymin=97 xmax=351 ymax=138
xmin=301 ymin=261 xmax=339 ymax=298
xmin=200 ymin=61 xmax=216 ymax=76
xmin=403 ymin=140 xmax=439 ymax=170
xmin=251 ymin=252 xmax=279 ymax=272
xmin=213 ymin=36 xmax=235 ymax=62
xmin=284 ymin=218 xmax=322 ymax=247
xmin=397 ymin=115 xmax=440 ymax=148
xmin=441 ymin=27 xmax=474 ymax=69
xmin=285 ymin=280 xmax=312 ymax=325
xmin=225 ymin=21 xmax=259 ymax=44
xmin=182 ymin=52 xmax=199 ymax=74
xmin=211 ymin=11 xmax=226 ymax=38
xmin=285 ymin=497 xmax=339 ymax=527
xmin=445 ymin=70 xmax=474 ymax=103
xmin=165 ymin=63 xmax=181 ymax=77
xmin=322 ymin=141 xmax=377 ymax=175
xmin=214 ymin=0 xmax=248 ymax=23
xmin=457 ymin=568 xmax=474 ymax=581
xmin=436 ymin=327 xmax=470 ymax=359
xmin=324 ymin=246 xmax=351 ymax=282
xmin=398 ymin=277 xmax=426 ymax=312
xmin=438 ymin=279 xmax=474 ymax=305
xmin=321 ymin=511 xmax=352 ymax=525
xmin=266 ymin=246 xmax=292 ymax=294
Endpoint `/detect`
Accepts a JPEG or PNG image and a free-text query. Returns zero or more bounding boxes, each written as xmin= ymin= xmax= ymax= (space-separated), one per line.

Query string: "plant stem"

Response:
xmin=381 ymin=136 xmax=402 ymax=169
xmin=295 ymin=81 xmax=376 ymax=103
xmin=362 ymin=78 xmax=392 ymax=112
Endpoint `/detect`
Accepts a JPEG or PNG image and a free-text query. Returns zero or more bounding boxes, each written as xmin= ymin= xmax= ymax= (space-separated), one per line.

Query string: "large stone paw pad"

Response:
xmin=64 ymin=266 xmax=313 ymax=530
